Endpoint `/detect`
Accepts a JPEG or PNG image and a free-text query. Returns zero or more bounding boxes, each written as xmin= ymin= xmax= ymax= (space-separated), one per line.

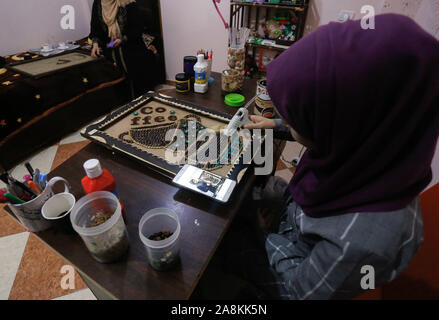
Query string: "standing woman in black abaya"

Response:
xmin=89 ymin=0 xmax=159 ymax=97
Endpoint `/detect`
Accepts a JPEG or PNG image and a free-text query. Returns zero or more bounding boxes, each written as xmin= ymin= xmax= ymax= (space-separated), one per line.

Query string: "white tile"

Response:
xmin=1 ymin=144 xmax=58 ymax=189
xmin=281 ymin=141 xmax=306 ymax=165
xmin=59 ymin=130 xmax=87 ymax=145
xmin=9 ymin=145 xmax=59 ymax=182
xmin=0 ymin=232 xmax=29 ymax=300
xmin=275 ymin=168 xmax=293 ymax=183
xmin=53 ymin=288 xmax=97 ymax=300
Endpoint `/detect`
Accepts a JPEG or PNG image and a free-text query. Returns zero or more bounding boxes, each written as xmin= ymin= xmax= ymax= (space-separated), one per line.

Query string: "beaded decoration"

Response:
xmin=117 ymin=113 xmax=245 ymax=172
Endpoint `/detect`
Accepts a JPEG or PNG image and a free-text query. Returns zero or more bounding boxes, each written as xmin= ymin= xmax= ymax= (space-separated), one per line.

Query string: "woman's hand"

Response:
xmin=113 ymin=39 xmax=122 ymax=47
xmin=91 ymin=43 xmax=101 ymax=58
xmin=244 ymin=115 xmax=276 ymax=129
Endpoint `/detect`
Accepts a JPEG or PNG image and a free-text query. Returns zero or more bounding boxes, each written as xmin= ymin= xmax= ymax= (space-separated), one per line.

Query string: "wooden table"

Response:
xmin=11 ymin=72 xmax=284 ymax=300
xmin=160 ymin=71 xmax=258 ymax=117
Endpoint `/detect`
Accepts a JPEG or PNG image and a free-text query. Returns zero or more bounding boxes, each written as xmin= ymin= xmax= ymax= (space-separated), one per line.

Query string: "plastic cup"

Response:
xmin=41 ymin=192 xmax=76 ymax=233
xmin=42 ymin=192 xmax=75 ymax=220
xmin=138 ymin=208 xmax=181 ymax=271
xmin=70 ymin=191 xmax=129 ymax=263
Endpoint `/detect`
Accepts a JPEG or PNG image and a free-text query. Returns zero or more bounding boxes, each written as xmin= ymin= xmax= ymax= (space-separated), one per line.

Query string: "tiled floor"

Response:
xmin=0 ymin=122 xmax=97 ymax=300
xmin=0 ymin=117 xmax=303 ymax=300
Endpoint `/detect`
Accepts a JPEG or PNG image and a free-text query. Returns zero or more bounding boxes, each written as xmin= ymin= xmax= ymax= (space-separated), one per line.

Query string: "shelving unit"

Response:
xmin=230 ymin=0 xmax=309 ymax=76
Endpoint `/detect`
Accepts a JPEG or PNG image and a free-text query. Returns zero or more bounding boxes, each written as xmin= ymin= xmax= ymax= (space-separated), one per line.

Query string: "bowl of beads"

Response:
xmin=138 ymin=208 xmax=181 ymax=271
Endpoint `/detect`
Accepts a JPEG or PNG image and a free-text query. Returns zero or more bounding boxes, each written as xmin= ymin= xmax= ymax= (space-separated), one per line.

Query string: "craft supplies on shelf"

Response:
xmin=229 ymin=0 xmax=308 ymax=75
xmin=228 ymin=27 xmax=250 ymax=72
xmin=227 ymin=47 xmax=246 ymax=71
xmin=257 ymin=48 xmax=279 ymax=72
xmin=229 ymin=27 xmax=251 ymax=50
xmin=255 ymin=79 xmax=275 ymax=118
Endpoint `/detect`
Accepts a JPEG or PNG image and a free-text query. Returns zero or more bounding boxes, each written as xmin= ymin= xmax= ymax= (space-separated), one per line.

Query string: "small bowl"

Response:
xmin=42 ymin=192 xmax=76 ymax=233
xmin=42 ymin=192 xmax=76 ymax=220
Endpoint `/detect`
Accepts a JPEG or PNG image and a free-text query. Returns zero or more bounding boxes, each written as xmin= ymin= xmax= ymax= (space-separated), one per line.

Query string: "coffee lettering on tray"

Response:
xmin=131 ymin=117 xmax=141 ymax=126
xmin=156 ymin=107 xmax=166 ymax=113
xmin=140 ymin=106 xmax=153 ymax=114
xmin=168 ymin=115 xmax=178 ymax=122
xmin=155 ymin=116 xmax=165 ymax=123
xmin=143 ymin=116 xmax=152 ymax=125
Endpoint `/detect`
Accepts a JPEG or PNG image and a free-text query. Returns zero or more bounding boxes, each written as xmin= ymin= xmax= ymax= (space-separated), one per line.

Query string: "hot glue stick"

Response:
xmin=81 ymin=159 xmax=126 ymax=220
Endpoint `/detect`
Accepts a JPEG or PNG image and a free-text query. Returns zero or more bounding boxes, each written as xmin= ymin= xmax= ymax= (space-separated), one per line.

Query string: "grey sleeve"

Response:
xmin=273 ymin=119 xmax=295 ymax=141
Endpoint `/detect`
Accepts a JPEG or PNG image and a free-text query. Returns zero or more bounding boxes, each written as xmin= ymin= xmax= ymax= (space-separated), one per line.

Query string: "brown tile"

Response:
xmin=0 ymin=204 xmax=26 ymax=237
xmin=51 ymin=141 xmax=90 ymax=171
xmin=276 ymin=160 xmax=287 ymax=171
xmin=8 ymin=234 xmax=87 ymax=300
xmin=289 ymin=166 xmax=296 ymax=175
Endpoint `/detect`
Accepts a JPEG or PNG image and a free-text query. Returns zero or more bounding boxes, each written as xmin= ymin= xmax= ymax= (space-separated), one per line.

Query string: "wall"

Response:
xmin=0 ymin=0 xmax=93 ymax=56
xmin=159 ymin=0 xmax=230 ymax=81
xmin=305 ymin=0 xmax=439 ymax=38
xmin=304 ymin=0 xmax=385 ymax=34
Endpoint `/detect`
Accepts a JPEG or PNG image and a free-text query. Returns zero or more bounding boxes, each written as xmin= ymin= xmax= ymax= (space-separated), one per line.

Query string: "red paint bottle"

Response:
xmin=81 ymin=159 xmax=126 ymax=220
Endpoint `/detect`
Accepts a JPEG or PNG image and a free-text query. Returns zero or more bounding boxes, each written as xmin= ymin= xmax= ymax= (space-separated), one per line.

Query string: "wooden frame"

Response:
xmin=81 ymin=92 xmax=253 ymax=181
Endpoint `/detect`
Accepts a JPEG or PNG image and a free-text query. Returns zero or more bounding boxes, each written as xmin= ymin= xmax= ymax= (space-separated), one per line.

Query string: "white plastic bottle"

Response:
xmin=194 ymin=54 xmax=208 ymax=93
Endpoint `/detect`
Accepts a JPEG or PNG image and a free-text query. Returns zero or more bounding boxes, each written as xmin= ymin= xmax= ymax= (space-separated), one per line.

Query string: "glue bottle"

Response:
xmin=194 ymin=54 xmax=208 ymax=94
xmin=81 ymin=159 xmax=126 ymax=220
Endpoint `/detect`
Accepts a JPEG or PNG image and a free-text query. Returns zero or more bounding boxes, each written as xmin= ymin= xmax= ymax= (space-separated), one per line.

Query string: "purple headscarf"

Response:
xmin=267 ymin=14 xmax=439 ymax=216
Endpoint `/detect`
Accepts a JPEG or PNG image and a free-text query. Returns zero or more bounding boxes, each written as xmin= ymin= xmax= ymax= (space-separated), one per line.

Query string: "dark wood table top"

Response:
xmin=161 ymin=71 xmax=260 ymax=117
xmin=31 ymin=72 xmax=265 ymax=300
xmin=40 ymin=142 xmax=256 ymax=300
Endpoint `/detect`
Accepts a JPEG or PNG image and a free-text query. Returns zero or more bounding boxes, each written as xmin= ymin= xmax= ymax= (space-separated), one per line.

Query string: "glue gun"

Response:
xmin=224 ymin=95 xmax=257 ymax=136
xmin=224 ymin=108 xmax=252 ymax=136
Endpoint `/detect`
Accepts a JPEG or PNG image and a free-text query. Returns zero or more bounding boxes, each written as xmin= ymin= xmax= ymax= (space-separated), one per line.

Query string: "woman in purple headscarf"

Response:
xmin=228 ymin=13 xmax=439 ymax=300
